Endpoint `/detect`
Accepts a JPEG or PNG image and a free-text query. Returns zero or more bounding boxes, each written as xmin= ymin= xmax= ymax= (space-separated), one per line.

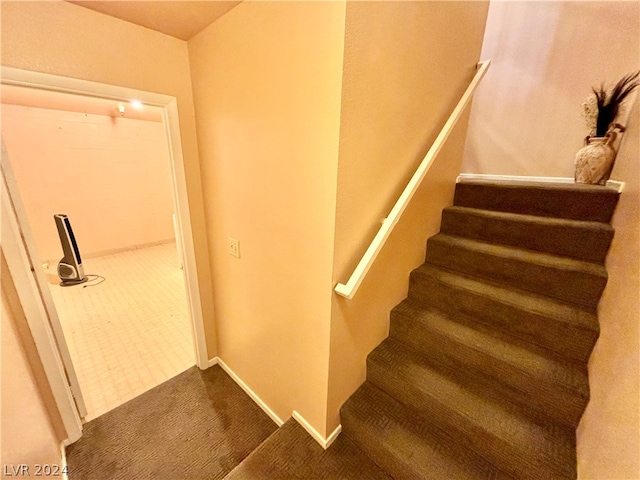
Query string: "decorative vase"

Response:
xmin=574 ymin=132 xmax=617 ymax=185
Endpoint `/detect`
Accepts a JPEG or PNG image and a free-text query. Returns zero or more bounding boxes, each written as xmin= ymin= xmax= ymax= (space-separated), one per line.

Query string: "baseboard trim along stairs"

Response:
xmin=292 ymin=411 xmax=342 ymax=450
xmin=214 ymin=357 xmax=285 ymax=428
xmin=457 ymin=173 xmax=625 ymax=192
xmin=222 ymin=177 xmax=620 ymax=479
xmin=210 ymin=356 xmax=342 ymax=450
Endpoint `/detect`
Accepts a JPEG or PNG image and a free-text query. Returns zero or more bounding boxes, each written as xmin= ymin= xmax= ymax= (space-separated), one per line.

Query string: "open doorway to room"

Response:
xmin=1 ymin=82 xmax=197 ymax=421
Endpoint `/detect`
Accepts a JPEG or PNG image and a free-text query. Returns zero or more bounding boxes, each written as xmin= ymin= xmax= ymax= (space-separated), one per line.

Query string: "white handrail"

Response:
xmin=335 ymin=60 xmax=491 ymax=299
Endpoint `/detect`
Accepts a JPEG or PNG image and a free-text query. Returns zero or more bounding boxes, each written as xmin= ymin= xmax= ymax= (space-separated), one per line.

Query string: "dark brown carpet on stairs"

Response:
xmin=337 ymin=180 xmax=620 ymax=480
xmin=65 ymin=365 xmax=278 ymax=480
xmin=224 ymin=419 xmax=392 ymax=480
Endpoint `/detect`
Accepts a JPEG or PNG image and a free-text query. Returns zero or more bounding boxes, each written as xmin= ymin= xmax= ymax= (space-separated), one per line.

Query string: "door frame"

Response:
xmin=2 ymin=145 xmax=84 ymax=443
xmin=1 ymin=67 xmax=210 ymax=441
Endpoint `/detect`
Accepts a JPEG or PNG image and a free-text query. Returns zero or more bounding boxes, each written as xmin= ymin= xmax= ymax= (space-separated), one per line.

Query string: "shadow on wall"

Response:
xmin=462 ymin=1 xmax=639 ymax=178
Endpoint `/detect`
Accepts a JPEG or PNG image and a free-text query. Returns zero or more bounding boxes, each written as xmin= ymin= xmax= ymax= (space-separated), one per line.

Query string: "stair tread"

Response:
xmin=412 ymin=263 xmax=599 ymax=332
xmin=441 ymin=206 xmax=614 ymax=263
xmin=431 ymin=233 xmax=607 ymax=277
xmin=392 ymin=297 xmax=589 ymax=397
xmin=224 ymin=419 xmax=392 ymax=480
xmin=425 ymin=233 xmax=607 ymax=309
xmin=342 ymin=382 xmax=515 ymax=480
xmin=368 ymin=338 xmax=576 ymax=479
xmin=445 ymin=206 xmax=614 ymax=232
xmin=456 ymin=178 xmax=619 ymax=192
xmin=453 ymin=180 xmax=620 ymax=222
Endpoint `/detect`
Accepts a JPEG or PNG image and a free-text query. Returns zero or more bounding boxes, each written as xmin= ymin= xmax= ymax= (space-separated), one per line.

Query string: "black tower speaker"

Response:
xmin=54 ymin=214 xmax=87 ymax=286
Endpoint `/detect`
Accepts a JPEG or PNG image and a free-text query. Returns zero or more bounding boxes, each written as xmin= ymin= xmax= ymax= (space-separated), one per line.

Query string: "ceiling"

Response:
xmin=1 ymin=2 xmax=243 ymax=118
xmin=66 ymin=1 xmax=242 ymax=40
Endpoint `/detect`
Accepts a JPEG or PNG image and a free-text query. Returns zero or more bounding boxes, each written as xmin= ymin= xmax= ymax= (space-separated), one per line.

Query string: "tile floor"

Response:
xmin=47 ymin=242 xmax=195 ymax=421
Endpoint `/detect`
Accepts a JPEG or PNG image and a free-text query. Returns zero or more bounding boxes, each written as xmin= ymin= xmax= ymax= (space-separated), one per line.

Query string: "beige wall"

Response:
xmin=0 ymin=1 xmax=217 ymax=357
xmin=327 ymin=1 xmax=489 ymax=433
xmin=577 ymin=99 xmax=640 ymax=480
xmin=188 ymin=1 xmax=346 ymax=435
xmin=460 ymin=2 xmax=639 ymax=477
xmin=1 ymin=254 xmax=64 ymax=478
xmin=462 ymin=1 xmax=639 ymax=177
xmin=2 ymin=104 xmax=175 ymax=263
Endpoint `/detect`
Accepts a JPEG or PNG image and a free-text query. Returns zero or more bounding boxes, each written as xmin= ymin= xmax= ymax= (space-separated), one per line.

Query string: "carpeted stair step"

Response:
xmin=389 ymin=298 xmax=589 ymax=427
xmin=425 ymin=233 xmax=607 ymax=309
xmin=341 ymin=382 xmax=515 ymax=480
xmin=408 ymin=264 xmax=599 ymax=362
xmin=224 ymin=419 xmax=392 ymax=480
xmin=453 ymin=180 xmax=620 ymax=223
xmin=440 ymin=206 xmax=614 ymax=263
xmin=366 ymin=338 xmax=577 ymax=480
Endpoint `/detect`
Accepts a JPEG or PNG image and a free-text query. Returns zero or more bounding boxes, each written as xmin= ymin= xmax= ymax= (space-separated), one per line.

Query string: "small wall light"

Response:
xmin=130 ymin=99 xmax=143 ymax=110
xmin=118 ymin=104 xmax=125 ymax=116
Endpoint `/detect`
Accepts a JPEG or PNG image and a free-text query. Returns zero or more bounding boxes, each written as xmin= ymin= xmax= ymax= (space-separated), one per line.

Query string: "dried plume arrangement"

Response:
xmin=582 ymin=70 xmax=639 ymax=137
xmin=575 ymin=71 xmax=639 ymax=185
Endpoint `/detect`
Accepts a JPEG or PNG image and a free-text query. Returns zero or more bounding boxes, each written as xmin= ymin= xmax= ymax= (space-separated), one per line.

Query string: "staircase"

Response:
xmin=340 ymin=179 xmax=620 ymax=479
xmin=223 ymin=179 xmax=620 ymax=479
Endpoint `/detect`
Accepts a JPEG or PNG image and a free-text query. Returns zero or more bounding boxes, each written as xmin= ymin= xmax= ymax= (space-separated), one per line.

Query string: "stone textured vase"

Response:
xmin=574 ymin=132 xmax=617 ymax=185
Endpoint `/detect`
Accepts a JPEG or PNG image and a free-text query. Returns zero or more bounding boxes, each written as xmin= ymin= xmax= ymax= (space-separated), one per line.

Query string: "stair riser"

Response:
xmin=340 ymin=415 xmax=423 ymax=480
xmin=453 ymin=183 xmax=619 ymax=222
xmin=389 ymin=312 xmax=587 ymax=427
xmin=367 ymin=352 xmax=576 ymax=480
xmin=425 ymin=237 xmax=607 ymax=309
xmin=408 ymin=270 xmax=599 ymax=362
xmin=440 ymin=208 xmax=613 ymax=264
xmin=341 ymin=387 xmax=426 ymax=480
xmin=341 ymin=385 xmax=514 ymax=480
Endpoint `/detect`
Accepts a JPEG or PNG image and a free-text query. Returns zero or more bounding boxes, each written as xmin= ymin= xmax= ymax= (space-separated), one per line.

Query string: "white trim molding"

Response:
xmin=2 ymin=152 xmax=83 ymax=443
xmin=214 ymin=358 xmax=342 ymax=449
xmin=216 ymin=358 xmax=284 ymax=427
xmin=1 ymin=66 xmax=210 ymax=372
xmin=292 ymin=411 xmax=342 ymax=450
xmin=0 ymin=67 xmax=211 ymax=446
xmin=456 ymin=173 xmax=625 ymax=193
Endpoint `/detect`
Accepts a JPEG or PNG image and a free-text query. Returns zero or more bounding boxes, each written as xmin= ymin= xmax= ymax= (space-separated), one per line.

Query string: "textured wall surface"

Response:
xmin=188 ymin=1 xmax=346 ymax=436
xmin=462 ymin=1 xmax=639 ymax=177
xmin=327 ymin=1 xmax=490 ymax=433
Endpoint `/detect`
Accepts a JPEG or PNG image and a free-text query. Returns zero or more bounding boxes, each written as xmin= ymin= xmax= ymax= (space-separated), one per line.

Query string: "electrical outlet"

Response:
xmin=229 ymin=237 xmax=241 ymax=258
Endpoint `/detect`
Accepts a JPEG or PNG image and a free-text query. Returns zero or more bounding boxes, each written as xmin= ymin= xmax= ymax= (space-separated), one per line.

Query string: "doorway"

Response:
xmin=1 ymin=68 xmax=209 ymax=432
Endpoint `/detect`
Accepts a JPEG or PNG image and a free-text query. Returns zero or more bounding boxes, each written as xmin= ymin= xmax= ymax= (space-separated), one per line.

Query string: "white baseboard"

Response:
xmin=292 ymin=410 xmax=342 ymax=450
xmin=44 ymin=239 xmax=177 ymax=267
xmin=213 ymin=358 xmax=342 ymax=449
xmin=456 ymin=173 xmax=624 ymax=192
xmin=215 ymin=357 xmax=284 ymax=427
xmin=84 ymin=238 xmax=176 ymax=259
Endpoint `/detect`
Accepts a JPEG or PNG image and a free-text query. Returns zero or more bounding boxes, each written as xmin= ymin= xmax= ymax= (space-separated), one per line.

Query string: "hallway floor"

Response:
xmin=47 ymin=242 xmax=195 ymax=421
xmin=66 ymin=366 xmax=386 ymax=480
xmin=65 ymin=366 xmax=278 ymax=480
